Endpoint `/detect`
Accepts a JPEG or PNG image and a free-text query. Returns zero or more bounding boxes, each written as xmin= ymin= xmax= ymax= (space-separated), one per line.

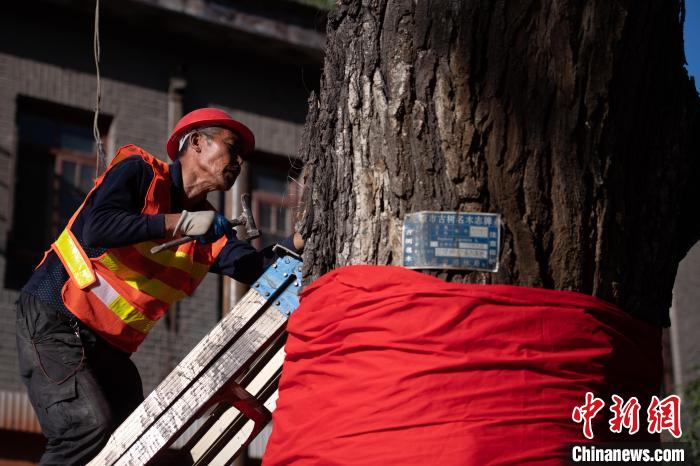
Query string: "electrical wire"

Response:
xmin=93 ymin=0 xmax=106 ymax=175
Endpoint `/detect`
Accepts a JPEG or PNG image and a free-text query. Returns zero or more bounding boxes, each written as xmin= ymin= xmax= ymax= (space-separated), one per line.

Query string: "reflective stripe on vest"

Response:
xmin=53 ymin=229 xmax=96 ymax=289
xmin=99 ymin=253 xmax=188 ymax=305
xmin=89 ymin=271 xmax=156 ymax=334
xmin=132 ymin=241 xmax=210 ymax=280
xmin=52 ymin=231 xmax=158 ymax=334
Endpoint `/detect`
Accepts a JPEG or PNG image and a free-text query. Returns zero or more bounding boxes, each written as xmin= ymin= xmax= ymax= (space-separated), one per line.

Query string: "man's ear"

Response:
xmin=190 ymin=132 xmax=203 ymax=153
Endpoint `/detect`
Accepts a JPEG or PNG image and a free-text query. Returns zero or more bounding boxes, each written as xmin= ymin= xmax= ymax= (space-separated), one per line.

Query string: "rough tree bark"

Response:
xmin=298 ymin=0 xmax=700 ymax=327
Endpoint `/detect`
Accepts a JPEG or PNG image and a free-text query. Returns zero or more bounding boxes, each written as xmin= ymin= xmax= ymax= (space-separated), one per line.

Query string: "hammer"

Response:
xmin=150 ymin=193 xmax=261 ymax=254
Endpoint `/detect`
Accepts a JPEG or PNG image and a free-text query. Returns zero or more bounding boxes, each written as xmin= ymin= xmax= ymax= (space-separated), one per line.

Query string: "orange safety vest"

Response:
xmin=48 ymin=144 xmax=227 ymax=353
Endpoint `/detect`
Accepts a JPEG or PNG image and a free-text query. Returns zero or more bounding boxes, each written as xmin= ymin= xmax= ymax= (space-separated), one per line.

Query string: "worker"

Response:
xmin=15 ymin=108 xmax=304 ymax=465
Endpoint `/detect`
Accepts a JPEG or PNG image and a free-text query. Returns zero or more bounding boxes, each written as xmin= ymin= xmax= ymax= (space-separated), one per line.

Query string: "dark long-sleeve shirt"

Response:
xmin=23 ymin=155 xmax=297 ymax=313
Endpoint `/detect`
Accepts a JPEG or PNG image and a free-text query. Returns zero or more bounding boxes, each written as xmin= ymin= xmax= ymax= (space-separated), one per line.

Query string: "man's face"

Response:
xmin=196 ymin=128 xmax=244 ymax=191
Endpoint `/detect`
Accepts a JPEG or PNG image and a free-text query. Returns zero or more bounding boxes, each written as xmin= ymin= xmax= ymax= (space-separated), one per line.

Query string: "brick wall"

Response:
xmin=0 ymin=289 xmax=21 ymax=392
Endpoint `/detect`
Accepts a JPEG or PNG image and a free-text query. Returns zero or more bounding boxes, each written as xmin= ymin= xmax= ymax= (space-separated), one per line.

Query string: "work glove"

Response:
xmin=174 ymin=211 xmax=234 ymax=244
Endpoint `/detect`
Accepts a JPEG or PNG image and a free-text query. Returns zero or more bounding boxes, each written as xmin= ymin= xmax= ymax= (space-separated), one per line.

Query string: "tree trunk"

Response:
xmin=298 ymin=0 xmax=700 ymax=327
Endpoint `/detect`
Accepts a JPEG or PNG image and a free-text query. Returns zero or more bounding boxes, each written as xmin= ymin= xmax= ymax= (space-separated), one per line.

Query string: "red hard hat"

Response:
xmin=166 ymin=108 xmax=256 ymax=161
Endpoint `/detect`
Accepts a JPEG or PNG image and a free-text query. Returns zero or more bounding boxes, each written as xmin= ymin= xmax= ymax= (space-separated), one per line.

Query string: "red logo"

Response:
xmin=573 ymin=393 xmax=683 ymax=439
xmin=609 ymin=395 xmax=641 ymax=435
xmin=572 ymin=392 xmax=606 ymax=439
xmin=647 ymin=394 xmax=682 ymax=438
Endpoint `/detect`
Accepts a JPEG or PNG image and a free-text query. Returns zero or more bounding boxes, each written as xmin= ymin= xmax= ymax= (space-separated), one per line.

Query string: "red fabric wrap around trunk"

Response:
xmin=263 ymin=266 xmax=662 ymax=466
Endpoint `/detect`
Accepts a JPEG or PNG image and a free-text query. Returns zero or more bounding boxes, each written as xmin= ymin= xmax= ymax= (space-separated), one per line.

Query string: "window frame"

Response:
xmin=50 ymin=147 xmax=97 ymax=238
xmin=251 ymin=177 xmax=300 ymax=248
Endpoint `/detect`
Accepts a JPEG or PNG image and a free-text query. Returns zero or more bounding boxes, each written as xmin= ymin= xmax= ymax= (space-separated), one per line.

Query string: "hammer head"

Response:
xmin=238 ymin=193 xmax=260 ymax=240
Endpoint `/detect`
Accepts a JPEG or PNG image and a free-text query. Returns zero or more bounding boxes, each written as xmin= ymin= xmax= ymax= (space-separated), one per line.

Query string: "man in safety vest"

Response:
xmin=15 ymin=108 xmax=304 ymax=465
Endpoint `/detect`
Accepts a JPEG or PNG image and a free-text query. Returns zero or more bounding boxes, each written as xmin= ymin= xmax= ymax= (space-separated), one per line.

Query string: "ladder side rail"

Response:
xmin=115 ymin=305 xmax=287 ymax=465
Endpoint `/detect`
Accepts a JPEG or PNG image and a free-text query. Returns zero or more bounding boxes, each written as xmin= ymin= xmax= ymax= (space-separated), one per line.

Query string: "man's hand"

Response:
xmin=293 ymin=232 xmax=305 ymax=251
xmin=174 ymin=211 xmax=234 ymax=244
xmin=174 ymin=210 xmax=215 ymax=236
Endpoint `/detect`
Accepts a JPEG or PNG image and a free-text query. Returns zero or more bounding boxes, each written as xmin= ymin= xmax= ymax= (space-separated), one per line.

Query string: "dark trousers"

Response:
xmin=15 ymin=292 xmax=144 ymax=466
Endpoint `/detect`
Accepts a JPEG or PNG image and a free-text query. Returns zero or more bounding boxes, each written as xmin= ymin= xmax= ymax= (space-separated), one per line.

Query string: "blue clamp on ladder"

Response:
xmin=252 ymin=244 xmax=303 ymax=316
